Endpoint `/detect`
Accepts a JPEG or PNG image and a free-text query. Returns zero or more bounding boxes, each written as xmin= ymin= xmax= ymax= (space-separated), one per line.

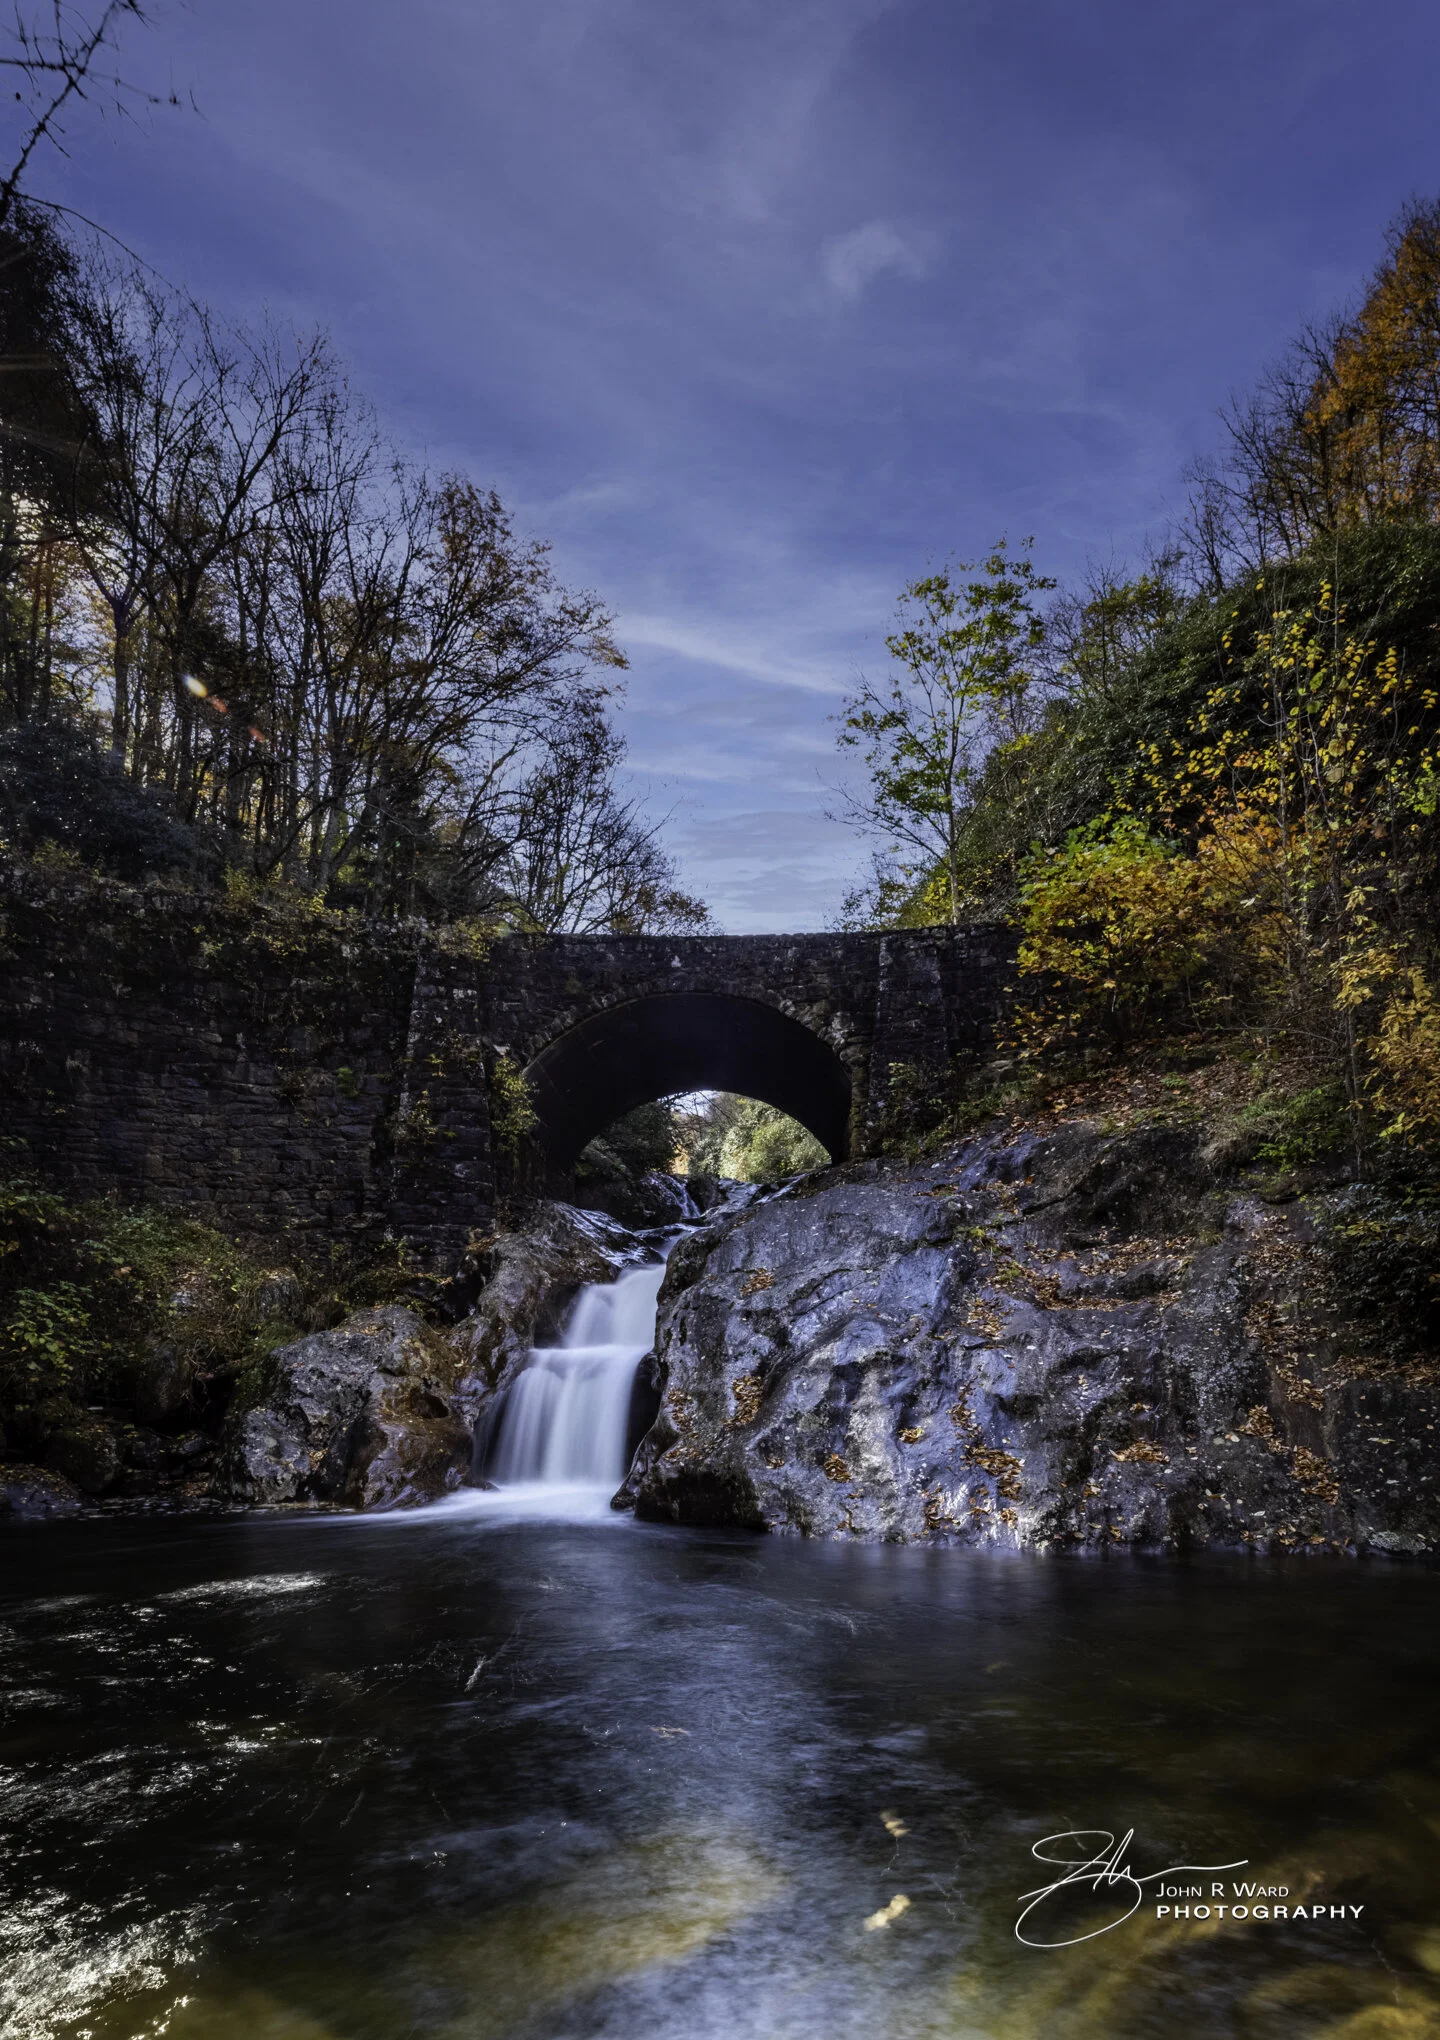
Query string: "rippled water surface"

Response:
xmin=3 ymin=1511 xmax=1438 ymax=2039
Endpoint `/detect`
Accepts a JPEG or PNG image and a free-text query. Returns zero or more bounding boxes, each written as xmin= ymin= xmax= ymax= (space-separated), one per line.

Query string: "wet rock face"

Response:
xmin=570 ymin=1170 xmax=698 ymax=1231
xmin=222 ymin=1305 xmax=472 ymax=1509
xmin=621 ymin=1125 xmax=1440 ymax=1554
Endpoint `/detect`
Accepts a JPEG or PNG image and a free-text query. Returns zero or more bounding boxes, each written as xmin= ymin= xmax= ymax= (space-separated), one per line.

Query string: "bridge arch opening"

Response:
xmin=520 ymin=992 xmax=853 ymax=1171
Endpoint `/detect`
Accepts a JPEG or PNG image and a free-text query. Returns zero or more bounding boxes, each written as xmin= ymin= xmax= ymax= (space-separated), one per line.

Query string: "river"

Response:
xmin=3 ymin=1256 xmax=1440 ymax=2037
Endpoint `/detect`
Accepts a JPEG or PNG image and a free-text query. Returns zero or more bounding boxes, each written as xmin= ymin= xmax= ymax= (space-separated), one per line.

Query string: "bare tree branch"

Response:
xmin=0 ymin=2 xmax=176 ymax=227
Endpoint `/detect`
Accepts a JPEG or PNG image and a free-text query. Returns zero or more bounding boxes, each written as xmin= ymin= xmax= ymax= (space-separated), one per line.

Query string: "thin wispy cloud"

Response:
xmin=618 ymin=614 xmax=845 ymax=695
xmin=822 ymin=221 xmax=935 ymax=304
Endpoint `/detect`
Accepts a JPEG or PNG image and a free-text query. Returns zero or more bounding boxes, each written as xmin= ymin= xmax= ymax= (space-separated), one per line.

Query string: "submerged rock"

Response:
xmin=221 ymin=1305 xmax=472 ymax=1509
xmin=621 ymin=1124 xmax=1440 ymax=1553
xmin=0 ymin=1463 xmax=84 ymax=1516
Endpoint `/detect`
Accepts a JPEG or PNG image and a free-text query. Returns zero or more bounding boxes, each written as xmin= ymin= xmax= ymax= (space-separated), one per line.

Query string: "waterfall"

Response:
xmin=349 ymin=1188 xmax=756 ymax=1526
xmin=485 ymin=1260 xmax=666 ymax=1496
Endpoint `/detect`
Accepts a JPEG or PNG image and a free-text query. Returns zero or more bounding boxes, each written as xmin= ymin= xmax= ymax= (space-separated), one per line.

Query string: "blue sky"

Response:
xmin=36 ymin=0 xmax=1440 ymax=928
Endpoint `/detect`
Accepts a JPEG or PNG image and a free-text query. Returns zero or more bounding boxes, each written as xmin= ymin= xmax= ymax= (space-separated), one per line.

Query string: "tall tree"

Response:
xmin=1189 ymin=199 xmax=1440 ymax=576
xmin=0 ymin=223 xmax=707 ymax=932
xmin=442 ymin=697 xmax=708 ymax=933
xmin=836 ymin=540 xmax=1054 ymax=922
xmin=0 ymin=1 xmax=174 ymax=227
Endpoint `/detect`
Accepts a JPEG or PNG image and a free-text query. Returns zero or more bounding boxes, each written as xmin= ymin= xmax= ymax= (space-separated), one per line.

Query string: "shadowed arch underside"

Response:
xmin=522 ymin=992 xmax=853 ymax=1169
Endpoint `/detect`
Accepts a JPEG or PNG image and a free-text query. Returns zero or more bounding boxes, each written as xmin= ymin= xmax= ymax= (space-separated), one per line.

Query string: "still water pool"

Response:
xmin=2 ymin=1509 xmax=1438 ymax=2039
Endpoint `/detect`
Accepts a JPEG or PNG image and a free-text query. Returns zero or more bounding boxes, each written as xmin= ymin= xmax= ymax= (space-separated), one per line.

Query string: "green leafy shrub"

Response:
xmin=1248 ymin=1083 xmax=1350 ymax=1169
xmin=488 ymin=1053 xmax=537 ymax=1156
xmin=721 ymin=1101 xmax=828 ymax=1180
xmin=0 ymin=720 xmax=208 ymax=880
xmin=3 ymin=1283 xmax=95 ymax=1387
xmin=680 ymin=1094 xmax=829 ymax=1181
xmin=0 ymin=1145 xmax=427 ymax=1428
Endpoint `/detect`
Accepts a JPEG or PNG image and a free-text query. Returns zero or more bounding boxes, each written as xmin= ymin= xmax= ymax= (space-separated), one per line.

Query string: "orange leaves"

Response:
xmin=1299 ymin=199 xmax=1440 ymax=526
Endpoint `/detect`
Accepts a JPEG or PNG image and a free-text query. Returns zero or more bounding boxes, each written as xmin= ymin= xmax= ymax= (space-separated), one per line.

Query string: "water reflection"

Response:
xmin=2 ymin=1515 xmax=1438 ymax=2039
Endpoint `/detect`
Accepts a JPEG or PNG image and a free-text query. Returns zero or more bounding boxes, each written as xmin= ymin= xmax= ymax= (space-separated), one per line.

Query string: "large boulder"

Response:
xmin=620 ymin=1124 xmax=1440 ymax=1554
xmin=43 ymin=1416 xmax=123 ymax=1494
xmin=217 ymin=1203 xmax=648 ymax=1511
xmin=221 ymin=1305 xmax=472 ymax=1509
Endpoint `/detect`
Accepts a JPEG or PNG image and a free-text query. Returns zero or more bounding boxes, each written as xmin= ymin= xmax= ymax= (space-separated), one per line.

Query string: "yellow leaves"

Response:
xmin=1015 ymin=811 xmax=1285 ymax=1053
xmin=729 ymin=1374 xmax=765 ymax=1426
xmin=488 ymin=1053 xmax=537 ymax=1155
xmin=1369 ymin=964 xmax=1440 ymax=1144
xmin=1020 ymin=579 xmax=1440 ymax=1117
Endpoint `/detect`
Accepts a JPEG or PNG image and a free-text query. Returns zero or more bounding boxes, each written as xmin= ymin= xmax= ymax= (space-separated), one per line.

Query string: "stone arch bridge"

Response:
xmin=390 ymin=925 xmax=1015 ymax=1258
xmin=0 ymin=868 xmax=1014 ymax=1265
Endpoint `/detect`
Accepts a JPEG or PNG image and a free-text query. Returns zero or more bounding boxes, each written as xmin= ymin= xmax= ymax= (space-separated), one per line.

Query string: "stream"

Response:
xmin=3 ymin=1247 xmax=1439 ymax=2038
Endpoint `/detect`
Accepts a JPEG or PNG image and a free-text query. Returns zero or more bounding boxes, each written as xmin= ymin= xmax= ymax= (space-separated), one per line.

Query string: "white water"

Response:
xmin=487 ymin=1260 xmax=665 ymax=1492
xmin=338 ymin=1250 xmax=674 ymax=1529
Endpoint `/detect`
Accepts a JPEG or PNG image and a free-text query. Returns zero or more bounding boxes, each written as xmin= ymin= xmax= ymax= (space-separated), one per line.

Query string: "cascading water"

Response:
xmin=486 ymin=1260 xmax=665 ymax=1493
xmin=381 ymin=1183 xmax=748 ymax=1525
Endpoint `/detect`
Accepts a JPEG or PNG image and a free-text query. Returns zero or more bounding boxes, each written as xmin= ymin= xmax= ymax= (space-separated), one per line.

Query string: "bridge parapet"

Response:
xmin=0 ymin=859 xmax=1016 ymax=1265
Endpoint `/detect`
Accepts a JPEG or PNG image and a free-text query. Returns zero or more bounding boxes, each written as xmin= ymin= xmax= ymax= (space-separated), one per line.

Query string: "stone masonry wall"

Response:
xmin=0 ymin=860 xmax=417 ymax=1239
xmin=390 ymin=924 xmax=1019 ymax=1259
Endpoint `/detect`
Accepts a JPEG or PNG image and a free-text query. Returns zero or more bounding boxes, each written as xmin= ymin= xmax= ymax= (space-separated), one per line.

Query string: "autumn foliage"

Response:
xmin=845 ymin=200 xmax=1440 ymax=1161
